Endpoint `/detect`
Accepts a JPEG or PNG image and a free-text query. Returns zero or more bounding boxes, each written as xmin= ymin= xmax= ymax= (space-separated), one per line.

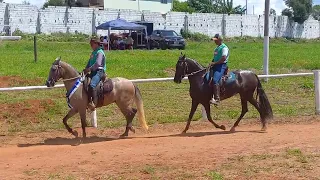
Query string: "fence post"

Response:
xmin=201 ymin=105 xmax=207 ymax=120
xmin=314 ymin=70 xmax=320 ymax=115
xmin=34 ymin=35 xmax=37 ymax=63
xmin=91 ymin=109 xmax=98 ymax=128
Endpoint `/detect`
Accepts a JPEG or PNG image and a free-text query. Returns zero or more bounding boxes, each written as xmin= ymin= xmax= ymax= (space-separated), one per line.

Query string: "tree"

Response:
xmin=282 ymin=0 xmax=313 ymax=24
xmin=270 ymin=8 xmax=276 ymax=15
xmin=172 ymin=0 xmax=195 ymax=13
xmin=187 ymin=0 xmax=216 ymax=13
xmin=43 ymin=0 xmax=65 ymax=8
xmin=312 ymin=5 xmax=320 ymax=20
xmin=42 ymin=0 xmax=79 ymax=8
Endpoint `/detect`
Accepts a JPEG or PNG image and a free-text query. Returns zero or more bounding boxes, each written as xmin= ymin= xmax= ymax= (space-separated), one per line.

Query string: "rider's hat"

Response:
xmin=90 ymin=36 xmax=100 ymax=44
xmin=211 ymin=34 xmax=223 ymax=41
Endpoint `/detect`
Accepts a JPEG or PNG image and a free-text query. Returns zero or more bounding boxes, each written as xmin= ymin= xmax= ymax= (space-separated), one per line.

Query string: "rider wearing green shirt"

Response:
xmin=83 ymin=36 xmax=107 ymax=111
xmin=209 ymin=34 xmax=229 ymax=105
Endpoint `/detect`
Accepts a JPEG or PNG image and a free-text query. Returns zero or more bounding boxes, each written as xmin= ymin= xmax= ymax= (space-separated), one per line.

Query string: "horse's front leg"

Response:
xmin=63 ymin=109 xmax=79 ymax=137
xmin=183 ymin=100 xmax=199 ymax=133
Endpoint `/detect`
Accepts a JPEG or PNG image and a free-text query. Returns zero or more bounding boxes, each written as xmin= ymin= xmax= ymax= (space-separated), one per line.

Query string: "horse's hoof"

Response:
xmin=129 ymin=127 xmax=136 ymax=133
xmin=220 ymin=125 xmax=226 ymax=131
xmin=83 ymin=133 xmax=87 ymax=138
xmin=182 ymin=130 xmax=187 ymax=134
xmin=261 ymin=126 xmax=267 ymax=132
xmin=230 ymin=127 xmax=236 ymax=133
xmin=120 ymin=133 xmax=128 ymax=138
xmin=72 ymin=131 xmax=78 ymax=137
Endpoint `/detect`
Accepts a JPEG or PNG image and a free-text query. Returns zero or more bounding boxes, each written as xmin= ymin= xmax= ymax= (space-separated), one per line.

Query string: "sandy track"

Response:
xmin=1 ymin=117 xmax=320 ymax=180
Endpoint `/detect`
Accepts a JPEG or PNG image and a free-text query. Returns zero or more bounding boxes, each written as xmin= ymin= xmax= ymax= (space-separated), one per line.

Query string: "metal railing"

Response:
xmin=0 ymin=71 xmax=319 ymax=127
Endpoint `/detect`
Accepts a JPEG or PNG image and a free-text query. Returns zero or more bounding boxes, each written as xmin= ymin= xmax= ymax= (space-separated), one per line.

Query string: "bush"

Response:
xmin=180 ymin=29 xmax=211 ymax=42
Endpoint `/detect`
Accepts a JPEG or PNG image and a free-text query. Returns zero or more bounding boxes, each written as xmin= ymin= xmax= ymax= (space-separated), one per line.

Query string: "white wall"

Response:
xmin=1 ymin=3 xmax=320 ymax=39
xmin=103 ymin=0 xmax=172 ymax=13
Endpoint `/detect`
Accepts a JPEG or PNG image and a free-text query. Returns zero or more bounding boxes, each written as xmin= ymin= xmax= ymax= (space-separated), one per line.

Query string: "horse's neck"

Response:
xmin=186 ymin=59 xmax=205 ymax=86
xmin=61 ymin=62 xmax=80 ymax=92
xmin=186 ymin=59 xmax=204 ymax=73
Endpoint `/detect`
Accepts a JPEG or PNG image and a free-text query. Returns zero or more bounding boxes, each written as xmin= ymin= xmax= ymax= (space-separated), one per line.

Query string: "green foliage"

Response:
xmin=42 ymin=0 xmax=78 ymax=8
xmin=187 ymin=0 xmax=216 ymax=13
xmin=312 ymin=5 xmax=320 ymax=20
xmin=43 ymin=0 xmax=64 ymax=8
xmin=172 ymin=0 xmax=195 ymax=13
xmin=282 ymin=0 xmax=313 ymax=24
xmin=185 ymin=0 xmax=245 ymax=14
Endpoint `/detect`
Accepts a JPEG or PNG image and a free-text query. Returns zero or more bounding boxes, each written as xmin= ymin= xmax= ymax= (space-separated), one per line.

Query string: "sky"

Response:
xmin=3 ymin=0 xmax=320 ymax=15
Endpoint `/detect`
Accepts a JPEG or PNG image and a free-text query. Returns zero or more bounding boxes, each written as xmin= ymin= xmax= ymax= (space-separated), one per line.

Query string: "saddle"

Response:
xmin=203 ymin=66 xmax=230 ymax=85
xmin=83 ymin=73 xmax=114 ymax=108
xmin=203 ymin=66 xmax=236 ymax=94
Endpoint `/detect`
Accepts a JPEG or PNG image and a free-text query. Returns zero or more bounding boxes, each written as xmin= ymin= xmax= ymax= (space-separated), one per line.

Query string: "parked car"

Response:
xmin=148 ymin=30 xmax=186 ymax=50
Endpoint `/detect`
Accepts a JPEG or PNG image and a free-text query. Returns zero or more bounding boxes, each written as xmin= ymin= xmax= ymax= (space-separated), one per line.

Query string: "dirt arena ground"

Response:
xmin=1 ymin=116 xmax=320 ymax=180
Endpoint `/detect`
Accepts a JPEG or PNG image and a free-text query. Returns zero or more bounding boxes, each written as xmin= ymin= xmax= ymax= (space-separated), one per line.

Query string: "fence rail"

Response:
xmin=0 ymin=72 xmax=319 ymax=117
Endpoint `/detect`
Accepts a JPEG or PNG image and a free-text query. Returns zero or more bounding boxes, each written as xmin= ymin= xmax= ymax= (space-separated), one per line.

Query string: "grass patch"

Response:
xmin=0 ymin=40 xmax=318 ymax=134
xmin=142 ymin=165 xmax=156 ymax=175
xmin=207 ymin=170 xmax=224 ymax=180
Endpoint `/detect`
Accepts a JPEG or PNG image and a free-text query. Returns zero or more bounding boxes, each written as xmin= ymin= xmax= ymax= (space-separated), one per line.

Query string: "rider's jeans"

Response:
xmin=90 ymin=69 xmax=104 ymax=88
xmin=211 ymin=63 xmax=227 ymax=85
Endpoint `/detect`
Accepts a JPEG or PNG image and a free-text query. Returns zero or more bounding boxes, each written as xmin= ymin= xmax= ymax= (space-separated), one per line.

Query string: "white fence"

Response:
xmin=0 ymin=72 xmax=319 ymax=122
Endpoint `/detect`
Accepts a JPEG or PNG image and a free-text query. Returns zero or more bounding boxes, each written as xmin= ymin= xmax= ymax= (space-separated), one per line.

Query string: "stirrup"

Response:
xmin=210 ymin=98 xmax=220 ymax=105
xmin=87 ymin=102 xmax=96 ymax=113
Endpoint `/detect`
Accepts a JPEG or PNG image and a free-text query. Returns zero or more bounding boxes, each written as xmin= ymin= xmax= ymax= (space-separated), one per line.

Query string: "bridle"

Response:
xmin=49 ymin=62 xmax=82 ymax=83
xmin=178 ymin=59 xmax=207 ymax=77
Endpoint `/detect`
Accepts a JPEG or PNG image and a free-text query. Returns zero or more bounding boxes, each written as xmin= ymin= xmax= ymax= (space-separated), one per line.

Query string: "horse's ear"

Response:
xmin=182 ymin=54 xmax=186 ymax=60
xmin=180 ymin=51 xmax=183 ymax=56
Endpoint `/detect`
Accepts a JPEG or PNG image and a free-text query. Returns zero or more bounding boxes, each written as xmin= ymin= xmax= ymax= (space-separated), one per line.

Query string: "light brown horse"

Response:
xmin=46 ymin=57 xmax=148 ymax=138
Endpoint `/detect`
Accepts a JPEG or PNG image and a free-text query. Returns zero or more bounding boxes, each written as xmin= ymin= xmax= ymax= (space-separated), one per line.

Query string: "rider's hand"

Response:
xmin=209 ymin=62 xmax=215 ymax=67
xmin=83 ymin=68 xmax=90 ymax=74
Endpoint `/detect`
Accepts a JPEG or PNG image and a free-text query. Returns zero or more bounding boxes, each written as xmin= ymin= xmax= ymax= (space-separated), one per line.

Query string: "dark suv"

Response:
xmin=148 ymin=30 xmax=186 ymax=50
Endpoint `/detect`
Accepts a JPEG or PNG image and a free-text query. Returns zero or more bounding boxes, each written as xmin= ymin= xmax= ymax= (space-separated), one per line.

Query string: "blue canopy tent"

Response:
xmin=96 ymin=18 xmax=148 ymax=50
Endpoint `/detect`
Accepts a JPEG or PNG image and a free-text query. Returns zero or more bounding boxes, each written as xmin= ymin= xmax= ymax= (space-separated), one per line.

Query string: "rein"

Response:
xmin=181 ymin=60 xmax=209 ymax=77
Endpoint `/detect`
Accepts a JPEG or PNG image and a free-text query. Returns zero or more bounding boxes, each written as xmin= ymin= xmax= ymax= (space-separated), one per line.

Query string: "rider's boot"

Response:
xmin=210 ymin=84 xmax=220 ymax=106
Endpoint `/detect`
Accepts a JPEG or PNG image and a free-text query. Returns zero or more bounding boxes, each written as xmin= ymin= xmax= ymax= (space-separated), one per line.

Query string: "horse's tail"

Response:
xmin=255 ymin=74 xmax=273 ymax=124
xmin=133 ymin=84 xmax=148 ymax=131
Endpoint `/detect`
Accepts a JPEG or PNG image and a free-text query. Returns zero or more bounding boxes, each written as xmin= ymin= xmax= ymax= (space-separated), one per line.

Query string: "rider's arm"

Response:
xmin=89 ymin=52 xmax=103 ymax=71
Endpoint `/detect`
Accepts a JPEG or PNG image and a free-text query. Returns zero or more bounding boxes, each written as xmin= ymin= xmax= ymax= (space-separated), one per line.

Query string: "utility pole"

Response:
xmin=253 ymin=5 xmax=254 ymax=15
xmin=246 ymin=0 xmax=248 ymax=15
xmin=263 ymin=0 xmax=270 ymax=81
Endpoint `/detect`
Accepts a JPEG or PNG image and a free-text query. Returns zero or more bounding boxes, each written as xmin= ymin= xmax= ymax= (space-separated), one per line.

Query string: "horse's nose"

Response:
xmin=45 ymin=80 xmax=51 ymax=87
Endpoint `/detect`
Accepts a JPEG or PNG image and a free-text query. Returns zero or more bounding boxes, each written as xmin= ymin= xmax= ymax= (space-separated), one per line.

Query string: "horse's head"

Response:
xmin=174 ymin=52 xmax=187 ymax=84
xmin=46 ymin=57 xmax=63 ymax=87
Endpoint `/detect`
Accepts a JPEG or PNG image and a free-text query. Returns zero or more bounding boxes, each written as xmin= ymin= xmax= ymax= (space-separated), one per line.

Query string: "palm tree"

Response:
xmin=220 ymin=0 xmax=246 ymax=15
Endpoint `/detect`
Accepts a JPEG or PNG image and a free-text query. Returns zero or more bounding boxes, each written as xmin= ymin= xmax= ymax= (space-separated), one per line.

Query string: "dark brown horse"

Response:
xmin=173 ymin=54 xmax=273 ymax=133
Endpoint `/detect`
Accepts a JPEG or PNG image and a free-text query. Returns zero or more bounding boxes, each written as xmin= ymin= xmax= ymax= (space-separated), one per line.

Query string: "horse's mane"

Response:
xmin=58 ymin=60 xmax=81 ymax=74
xmin=185 ymin=57 xmax=205 ymax=69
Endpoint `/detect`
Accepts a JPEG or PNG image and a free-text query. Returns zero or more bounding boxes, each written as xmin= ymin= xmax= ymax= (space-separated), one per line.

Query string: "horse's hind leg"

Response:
xmin=230 ymin=96 xmax=248 ymax=132
xmin=79 ymin=110 xmax=87 ymax=138
xmin=117 ymin=102 xmax=137 ymax=137
xmin=248 ymin=98 xmax=267 ymax=131
xmin=203 ymin=103 xmax=226 ymax=130
xmin=63 ymin=109 xmax=78 ymax=137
